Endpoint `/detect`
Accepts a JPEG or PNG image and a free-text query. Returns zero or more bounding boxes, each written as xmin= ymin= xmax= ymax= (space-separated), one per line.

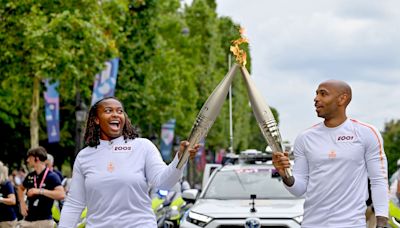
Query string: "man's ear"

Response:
xmin=338 ymin=93 xmax=348 ymax=106
xmin=95 ymin=117 xmax=99 ymax=125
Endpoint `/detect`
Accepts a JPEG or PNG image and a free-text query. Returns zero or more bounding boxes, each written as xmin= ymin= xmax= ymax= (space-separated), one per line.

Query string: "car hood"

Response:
xmin=191 ymin=198 xmax=304 ymax=218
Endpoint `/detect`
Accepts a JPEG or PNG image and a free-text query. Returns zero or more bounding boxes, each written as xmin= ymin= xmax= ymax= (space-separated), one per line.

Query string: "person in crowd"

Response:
xmin=59 ymin=97 xmax=199 ymax=227
xmin=10 ymin=169 xmax=25 ymax=187
xmin=46 ymin=153 xmax=66 ymax=219
xmin=0 ymin=161 xmax=17 ymax=228
xmin=365 ymin=179 xmax=376 ymax=228
xmin=45 ymin=154 xmax=63 ymax=182
xmin=8 ymin=170 xmax=17 ymax=187
xmin=395 ymin=160 xmax=400 ymax=200
xmin=272 ymin=80 xmax=389 ymax=228
xmin=17 ymin=146 xmax=65 ymax=228
xmin=8 ymin=169 xmax=25 ymax=221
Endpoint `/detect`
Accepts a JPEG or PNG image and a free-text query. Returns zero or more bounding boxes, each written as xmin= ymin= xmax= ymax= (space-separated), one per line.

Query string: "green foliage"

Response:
xmin=0 ymin=0 xmax=121 ymax=160
xmin=382 ymin=120 xmax=400 ymax=175
xmin=0 ymin=0 xmax=281 ymax=168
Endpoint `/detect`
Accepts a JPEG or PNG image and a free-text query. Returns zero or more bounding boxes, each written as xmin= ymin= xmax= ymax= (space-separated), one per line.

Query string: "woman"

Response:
xmin=0 ymin=161 xmax=17 ymax=228
xmin=59 ymin=97 xmax=199 ymax=227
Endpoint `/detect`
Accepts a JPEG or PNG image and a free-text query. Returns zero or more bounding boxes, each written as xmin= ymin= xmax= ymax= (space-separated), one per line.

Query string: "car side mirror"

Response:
xmin=182 ymin=189 xmax=199 ymax=203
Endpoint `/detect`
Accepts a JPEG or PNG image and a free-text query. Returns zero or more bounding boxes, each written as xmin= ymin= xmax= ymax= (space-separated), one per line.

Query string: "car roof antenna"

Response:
xmin=250 ymin=194 xmax=257 ymax=213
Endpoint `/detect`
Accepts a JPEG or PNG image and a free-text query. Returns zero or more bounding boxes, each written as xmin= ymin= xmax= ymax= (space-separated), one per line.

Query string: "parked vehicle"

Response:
xmin=180 ymin=150 xmax=304 ymax=228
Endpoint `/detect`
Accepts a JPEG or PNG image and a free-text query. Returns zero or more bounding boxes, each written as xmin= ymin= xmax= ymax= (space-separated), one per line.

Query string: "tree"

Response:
xmin=0 ymin=0 xmax=281 ymax=171
xmin=0 ymin=0 xmax=119 ymax=148
xmin=382 ymin=119 xmax=400 ymax=175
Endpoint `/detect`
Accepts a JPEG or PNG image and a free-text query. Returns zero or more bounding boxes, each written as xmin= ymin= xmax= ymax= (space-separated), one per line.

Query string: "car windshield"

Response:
xmin=203 ymin=167 xmax=298 ymax=199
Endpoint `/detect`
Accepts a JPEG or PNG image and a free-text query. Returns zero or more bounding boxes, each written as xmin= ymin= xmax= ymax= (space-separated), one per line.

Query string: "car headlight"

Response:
xmin=186 ymin=211 xmax=213 ymax=227
xmin=293 ymin=215 xmax=303 ymax=224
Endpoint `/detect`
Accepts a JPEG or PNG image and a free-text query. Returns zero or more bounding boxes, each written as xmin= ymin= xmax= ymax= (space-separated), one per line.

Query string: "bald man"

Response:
xmin=272 ymin=80 xmax=389 ymax=228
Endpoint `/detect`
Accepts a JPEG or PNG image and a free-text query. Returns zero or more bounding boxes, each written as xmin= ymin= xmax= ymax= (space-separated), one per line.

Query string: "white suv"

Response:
xmin=180 ymin=152 xmax=303 ymax=228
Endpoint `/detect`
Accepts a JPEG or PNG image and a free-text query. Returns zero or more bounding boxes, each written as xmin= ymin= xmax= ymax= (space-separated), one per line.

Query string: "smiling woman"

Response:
xmin=58 ymin=97 xmax=200 ymax=228
xmin=84 ymin=97 xmax=138 ymax=147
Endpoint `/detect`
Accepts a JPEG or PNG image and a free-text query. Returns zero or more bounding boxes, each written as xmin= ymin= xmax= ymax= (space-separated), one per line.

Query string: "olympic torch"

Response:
xmin=231 ymin=28 xmax=292 ymax=177
xmin=176 ymin=64 xmax=239 ymax=169
xmin=240 ymin=66 xmax=292 ymax=177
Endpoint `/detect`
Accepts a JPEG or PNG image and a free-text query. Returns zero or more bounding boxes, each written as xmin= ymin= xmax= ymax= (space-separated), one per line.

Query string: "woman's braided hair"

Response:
xmin=84 ymin=97 xmax=139 ymax=147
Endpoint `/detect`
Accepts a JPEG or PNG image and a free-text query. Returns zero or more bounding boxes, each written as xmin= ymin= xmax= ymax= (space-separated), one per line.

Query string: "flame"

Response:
xmin=230 ymin=27 xmax=249 ymax=66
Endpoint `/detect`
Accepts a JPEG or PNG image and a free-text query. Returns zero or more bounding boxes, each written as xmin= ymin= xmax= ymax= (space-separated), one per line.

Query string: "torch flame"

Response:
xmin=230 ymin=27 xmax=249 ymax=66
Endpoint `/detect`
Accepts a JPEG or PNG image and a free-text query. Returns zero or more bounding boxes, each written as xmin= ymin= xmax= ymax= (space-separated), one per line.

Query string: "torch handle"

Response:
xmin=272 ymin=144 xmax=293 ymax=178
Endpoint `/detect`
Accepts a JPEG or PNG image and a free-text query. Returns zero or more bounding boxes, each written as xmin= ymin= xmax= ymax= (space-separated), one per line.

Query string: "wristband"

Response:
xmin=0 ymin=196 xmax=3 ymax=203
xmin=39 ymin=188 xmax=44 ymax=195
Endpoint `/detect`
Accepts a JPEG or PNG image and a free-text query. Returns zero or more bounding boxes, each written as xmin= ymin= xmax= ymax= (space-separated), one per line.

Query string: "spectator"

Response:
xmin=17 ymin=146 xmax=65 ymax=228
xmin=45 ymin=154 xmax=63 ymax=182
xmin=0 ymin=161 xmax=17 ymax=228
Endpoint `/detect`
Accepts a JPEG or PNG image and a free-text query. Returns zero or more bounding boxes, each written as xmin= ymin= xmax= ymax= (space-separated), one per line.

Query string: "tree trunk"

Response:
xmin=30 ymin=76 xmax=40 ymax=148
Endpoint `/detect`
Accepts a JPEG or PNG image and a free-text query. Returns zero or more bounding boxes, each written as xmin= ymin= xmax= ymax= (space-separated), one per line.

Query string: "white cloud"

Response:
xmin=216 ymin=0 xmax=400 ymax=143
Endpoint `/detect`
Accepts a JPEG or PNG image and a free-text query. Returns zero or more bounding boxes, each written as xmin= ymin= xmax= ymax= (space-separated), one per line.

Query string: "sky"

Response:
xmin=214 ymin=0 xmax=400 ymax=144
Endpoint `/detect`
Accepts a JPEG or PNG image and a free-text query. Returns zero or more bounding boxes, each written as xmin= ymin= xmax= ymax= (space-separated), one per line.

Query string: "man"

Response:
xmin=395 ymin=160 xmax=400 ymax=199
xmin=272 ymin=80 xmax=389 ymax=228
xmin=17 ymin=146 xmax=65 ymax=228
xmin=45 ymin=153 xmax=65 ymax=221
xmin=45 ymin=153 xmax=63 ymax=182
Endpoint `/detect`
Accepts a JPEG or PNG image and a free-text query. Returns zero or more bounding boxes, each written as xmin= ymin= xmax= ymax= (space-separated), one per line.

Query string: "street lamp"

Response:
xmin=75 ymin=99 xmax=87 ymax=157
xmin=75 ymin=105 xmax=87 ymax=123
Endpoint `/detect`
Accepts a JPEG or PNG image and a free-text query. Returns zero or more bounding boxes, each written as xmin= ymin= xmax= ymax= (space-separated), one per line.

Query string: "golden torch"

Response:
xmin=176 ymin=64 xmax=239 ymax=169
xmin=232 ymin=28 xmax=292 ymax=177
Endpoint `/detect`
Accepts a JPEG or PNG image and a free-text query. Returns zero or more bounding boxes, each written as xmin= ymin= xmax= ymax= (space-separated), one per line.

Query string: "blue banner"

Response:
xmin=43 ymin=80 xmax=60 ymax=143
xmin=160 ymin=119 xmax=176 ymax=161
xmin=91 ymin=58 xmax=119 ymax=105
